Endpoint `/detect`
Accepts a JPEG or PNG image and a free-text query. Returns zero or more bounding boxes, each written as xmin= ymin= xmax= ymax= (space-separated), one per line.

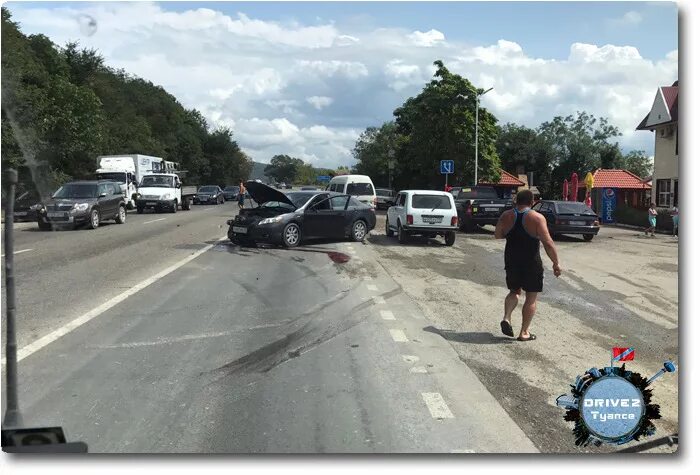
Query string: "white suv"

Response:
xmin=386 ymin=190 xmax=458 ymax=246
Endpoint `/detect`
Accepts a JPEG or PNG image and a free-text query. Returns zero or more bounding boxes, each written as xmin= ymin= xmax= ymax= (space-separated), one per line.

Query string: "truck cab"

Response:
xmin=95 ymin=154 xmax=165 ymax=209
xmin=135 ymin=173 xmax=196 ymax=213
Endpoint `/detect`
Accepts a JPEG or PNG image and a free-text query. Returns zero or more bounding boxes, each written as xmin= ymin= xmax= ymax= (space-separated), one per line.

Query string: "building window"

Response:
xmin=674 ymin=180 xmax=678 ymax=207
xmin=656 ymin=179 xmax=672 ymax=207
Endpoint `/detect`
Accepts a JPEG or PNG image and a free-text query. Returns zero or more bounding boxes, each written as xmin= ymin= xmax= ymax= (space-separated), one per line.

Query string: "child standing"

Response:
xmin=644 ymin=203 xmax=658 ymax=237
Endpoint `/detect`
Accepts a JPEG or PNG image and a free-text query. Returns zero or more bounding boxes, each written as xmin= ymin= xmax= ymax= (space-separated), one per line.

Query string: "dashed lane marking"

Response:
xmin=362 ymin=276 xmax=372 ymax=281
xmin=401 ymin=355 xmax=419 ymax=363
xmin=389 ymin=329 xmax=408 ymax=342
xmin=3 ymin=236 xmax=227 ymax=365
xmin=1 ymin=248 xmax=33 ymax=257
xmin=367 ymin=284 xmax=379 ymax=291
xmin=373 ymin=296 xmax=386 ymax=305
xmin=380 ymin=310 xmax=395 ymax=320
xmin=410 ymin=366 xmax=428 ymax=374
xmin=143 ymin=218 xmax=166 ymax=224
xmin=421 ymin=392 xmax=455 ymax=419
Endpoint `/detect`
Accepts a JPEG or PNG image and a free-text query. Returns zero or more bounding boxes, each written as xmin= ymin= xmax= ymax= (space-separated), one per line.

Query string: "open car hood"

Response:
xmin=245 ymin=180 xmax=296 ymax=208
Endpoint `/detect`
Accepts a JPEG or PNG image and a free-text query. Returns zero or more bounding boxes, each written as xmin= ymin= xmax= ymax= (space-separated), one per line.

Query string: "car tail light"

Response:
xmin=593 ymin=220 xmax=600 ymax=226
xmin=407 ymin=214 xmax=413 ymax=225
xmin=451 ymin=216 xmax=458 ymax=226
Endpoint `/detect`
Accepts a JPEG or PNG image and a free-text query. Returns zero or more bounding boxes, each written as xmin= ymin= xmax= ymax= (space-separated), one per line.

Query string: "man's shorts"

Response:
xmin=506 ymin=266 xmax=544 ymax=293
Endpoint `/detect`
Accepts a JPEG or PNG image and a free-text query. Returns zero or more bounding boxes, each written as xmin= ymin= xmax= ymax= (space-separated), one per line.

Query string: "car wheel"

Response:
xmin=351 ymin=220 xmax=367 ymax=242
xmin=115 ymin=205 xmax=127 ymax=224
xmin=137 ymin=206 xmax=144 ymax=214
xmin=182 ymin=198 xmax=191 ymax=210
xmin=583 ymin=234 xmax=594 ymax=242
xmin=397 ymin=221 xmax=407 ymax=244
xmin=88 ymin=208 xmax=100 ymax=229
xmin=282 ymin=222 xmax=301 ymax=248
xmin=38 ymin=219 xmax=51 ymax=231
xmin=171 ymin=200 xmax=178 ymax=213
xmin=385 ymin=218 xmax=394 ymax=237
xmin=445 ymin=231 xmax=456 ymax=246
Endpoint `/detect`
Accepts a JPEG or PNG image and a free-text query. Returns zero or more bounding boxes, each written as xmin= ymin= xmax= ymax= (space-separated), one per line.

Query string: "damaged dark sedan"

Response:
xmin=227 ymin=181 xmax=376 ymax=247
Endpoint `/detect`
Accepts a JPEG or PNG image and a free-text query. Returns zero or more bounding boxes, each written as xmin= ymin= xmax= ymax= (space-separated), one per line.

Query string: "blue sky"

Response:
xmin=7 ymin=1 xmax=679 ymax=166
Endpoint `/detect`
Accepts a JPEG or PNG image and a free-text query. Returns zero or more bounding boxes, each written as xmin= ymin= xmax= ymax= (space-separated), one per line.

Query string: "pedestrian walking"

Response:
xmin=238 ymin=181 xmax=246 ymax=209
xmin=494 ymin=190 xmax=561 ymax=341
xmin=670 ymin=205 xmax=679 ymax=238
xmin=644 ymin=203 xmax=658 ymax=237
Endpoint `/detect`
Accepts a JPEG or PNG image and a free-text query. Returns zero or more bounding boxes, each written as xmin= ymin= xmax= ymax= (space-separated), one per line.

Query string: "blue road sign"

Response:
xmin=440 ymin=160 xmax=455 ymax=174
xmin=317 ymin=175 xmax=331 ymax=182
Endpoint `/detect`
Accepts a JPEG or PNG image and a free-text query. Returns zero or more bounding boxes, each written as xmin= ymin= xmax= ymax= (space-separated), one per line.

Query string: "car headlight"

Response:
xmin=72 ymin=203 xmax=90 ymax=212
xmin=259 ymin=216 xmax=284 ymax=225
xmin=30 ymin=204 xmax=44 ymax=211
xmin=162 ymin=193 xmax=173 ymax=200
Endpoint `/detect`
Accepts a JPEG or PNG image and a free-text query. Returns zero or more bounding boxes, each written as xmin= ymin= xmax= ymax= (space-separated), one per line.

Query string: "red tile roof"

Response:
xmin=480 ymin=169 xmax=526 ymax=187
xmin=578 ymin=169 xmax=651 ymax=190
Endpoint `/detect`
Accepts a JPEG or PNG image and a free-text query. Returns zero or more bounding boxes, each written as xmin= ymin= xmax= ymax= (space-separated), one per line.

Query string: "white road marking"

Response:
xmin=380 ymin=310 xmax=395 ymax=320
xmin=410 ymin=366 xmax=428 ymax=374
xmin=373 ymin=296 xmax=385 ymax=305
xmin=450 ymin=449 xmax=476 ymax=453
xmin=1 ymin=248 xmax=33 ymax=257
xmin=200 ymin=207 xmax=216 ymax=212
xmin=401 ymin=355 xmax=419 ymax=363
xmin=367 ymin=284 xmax=378 ymax=292
xmin=143 ymin=218 xmax=166 ymax=224
xmin=421 ymin=392 xmax=455 ymax=419
xmin=4 ymin=237 xmax=227 ymax=365
xmin=362 ymin=276 xmax=372 ymax=281
xmin=389 ymin=329 xmax=408 ymax=342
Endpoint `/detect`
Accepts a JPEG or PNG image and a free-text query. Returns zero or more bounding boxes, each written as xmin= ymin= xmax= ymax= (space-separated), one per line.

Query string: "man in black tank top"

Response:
xmin=495 ymin=190 xmax=561 ymax=341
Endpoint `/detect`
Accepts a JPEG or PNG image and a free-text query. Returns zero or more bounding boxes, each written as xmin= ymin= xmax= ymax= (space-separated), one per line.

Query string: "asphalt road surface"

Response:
xmin=1 ymin=204 xmax=537 ymax=453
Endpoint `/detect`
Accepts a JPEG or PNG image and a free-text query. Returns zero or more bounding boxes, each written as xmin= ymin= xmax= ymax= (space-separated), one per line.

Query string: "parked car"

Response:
xmin=375 ymin=188 xmax=396 ymax=210
xmin=194 ymin=185 xmax=224 ymax=205
xmin=327 ymin=174 xmax=377 ymax=209
xmin=386 ymin=190 xmax=458 ymax=246
xmin=532 ymin=200 xmax=600 ymax=241
xmin=35 ymin=180 xmax=127 ymax=230
xmin=454 ymin=185 xmax=513 ymax=231
xmin=227 ymin=181 xmax=376 ymax=248
xmin=223 ymin=185 xmax=240 ymax=201
xmin=13 ymin=189 xmax=43 ymax=222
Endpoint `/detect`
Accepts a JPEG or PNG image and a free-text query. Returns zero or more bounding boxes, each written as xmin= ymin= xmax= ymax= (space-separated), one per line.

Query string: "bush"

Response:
xmin=614 ymin=204 xmax=673 ymax=231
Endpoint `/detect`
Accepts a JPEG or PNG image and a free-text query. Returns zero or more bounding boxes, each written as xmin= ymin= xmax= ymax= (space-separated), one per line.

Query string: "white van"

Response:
xmin=327 ymin=175 xmax=377 ymax=208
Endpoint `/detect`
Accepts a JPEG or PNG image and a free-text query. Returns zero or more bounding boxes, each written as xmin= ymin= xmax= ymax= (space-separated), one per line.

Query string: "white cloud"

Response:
xmin=610 ymin=10 xmax=644 ymax=26
xmin=306 ymin=96 xmax=334 ymax=110
xmin=408 ymin=29 xmax=445 ymax=47
xmin=7 ymin=3 xmax=677 ymax=167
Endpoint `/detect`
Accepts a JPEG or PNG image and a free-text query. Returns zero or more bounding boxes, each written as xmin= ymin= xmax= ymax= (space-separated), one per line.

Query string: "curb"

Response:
xmin=607 ymin=222 xmax=673 ymax=235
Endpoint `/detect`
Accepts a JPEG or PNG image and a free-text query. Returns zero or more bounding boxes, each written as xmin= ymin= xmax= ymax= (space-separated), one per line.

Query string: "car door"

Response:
xmin=304 ymin=194 xmax=345 ymax=239
xmin=389 ymin=192 xmax=405 ymax=228
xmin=110 ymin=183 xmax=124 ymax=216
xmin=97 ymin=183 xmax=115 ymax=217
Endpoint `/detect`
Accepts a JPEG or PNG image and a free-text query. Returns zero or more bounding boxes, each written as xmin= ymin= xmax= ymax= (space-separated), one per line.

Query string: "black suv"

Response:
xmin=36 ymin=180 xmax=127 ymax=230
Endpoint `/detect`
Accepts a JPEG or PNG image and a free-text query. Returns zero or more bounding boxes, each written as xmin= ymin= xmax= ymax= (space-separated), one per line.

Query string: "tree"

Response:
xmin=620 ymin=150 xmax=653 ymax=178
xmin=264 ymin=154 xmax=304 ymax=183
xmin=353 ymin=122 xmax=398 ymax=188
xmin=392 ymin=60 xmax=500 ymax=190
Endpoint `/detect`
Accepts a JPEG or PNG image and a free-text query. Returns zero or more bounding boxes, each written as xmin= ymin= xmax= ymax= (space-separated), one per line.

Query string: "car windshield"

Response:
xmin=555 ymin=202 xmax=597 ymax=215
xmin=224 ymin=187 xmax=239 ymax=192
xmin=376 ymin=189 xmax=393 ymax=197
xmin=286 ymin=192 xmax=316 ymax=208
xmin=199 ymin=186 xmax=218 ymax=192
xmin=411 ymin=194 xmax=452 ymax=210
xmin=141 ymin=175 xmax=174 ymax=187
xmin=261 ymin=201 xmax=296 ymax=212
xmin=456 ymin=187 xmax=498 ymax=200
xmin=52 ymin=184 xmax=97 ymax=199
xmin=346 ymin=182 xmax=374 ymax=196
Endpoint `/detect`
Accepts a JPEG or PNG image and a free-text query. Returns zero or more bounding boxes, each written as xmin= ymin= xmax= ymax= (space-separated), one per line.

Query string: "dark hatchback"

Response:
xmin=227 ymin=181 xmax=376 ymax=247
xmin=533 ymin=200 xmax=600 ymax=241
xmin=35 ymin=180 xmax=127 ymax=230
xmin=195 ymin=185 xmax=224 ymax=205
xmin=13 ymin=189 xmax=43 ymax=222
xmin=223 ymin=186 xmax=240 ymax=201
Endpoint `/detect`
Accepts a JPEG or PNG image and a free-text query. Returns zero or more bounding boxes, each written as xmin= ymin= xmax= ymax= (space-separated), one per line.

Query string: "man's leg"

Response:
xmin=519 ymin=292 xmax=539 ymax=339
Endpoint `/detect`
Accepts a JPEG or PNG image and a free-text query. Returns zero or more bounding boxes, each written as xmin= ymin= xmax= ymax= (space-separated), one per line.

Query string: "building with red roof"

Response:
xmin=577 ymin=169 xmax=651 ymax=212
xmin=478 ymin=169 xmax=526 ymax=199
xmin=636 ymin=80 xmax=678 ymax=208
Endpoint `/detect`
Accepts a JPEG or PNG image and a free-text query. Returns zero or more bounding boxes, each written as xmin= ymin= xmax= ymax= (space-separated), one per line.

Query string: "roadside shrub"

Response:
xmin=614 ymin=204 xmax=673 ymax=231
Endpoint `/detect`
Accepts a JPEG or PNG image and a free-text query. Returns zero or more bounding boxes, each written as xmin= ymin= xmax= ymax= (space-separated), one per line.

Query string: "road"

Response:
xmin=1 ymin=203 xmax=537 ymax=453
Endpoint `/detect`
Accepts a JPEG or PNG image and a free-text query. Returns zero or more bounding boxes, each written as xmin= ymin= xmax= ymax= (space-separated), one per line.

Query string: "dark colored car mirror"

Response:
xmin=98 ymin=193 xmax=107 ymax=198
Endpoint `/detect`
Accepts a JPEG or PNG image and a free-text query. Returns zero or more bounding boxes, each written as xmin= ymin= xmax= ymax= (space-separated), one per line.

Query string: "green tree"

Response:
xmin=264 ymin=155 xmax=304 ymax=183
xmin=620 ymin=150 xmax=653 ymax=178
xmin=392 ymin=60 xmax=500 ymax=190
xmin=353 ymin=122 xmax=398 ymax=188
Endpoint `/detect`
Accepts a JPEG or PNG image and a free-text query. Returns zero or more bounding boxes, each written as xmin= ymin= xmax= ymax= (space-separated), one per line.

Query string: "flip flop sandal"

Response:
xmin=500 ymin=320 xmax=514 ymax=337
xmin=517 ymin=334 xmax=537 ymax=341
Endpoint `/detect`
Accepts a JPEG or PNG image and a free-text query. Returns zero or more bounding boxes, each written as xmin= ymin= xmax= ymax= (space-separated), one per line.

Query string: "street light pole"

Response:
xmin=474 ymin=87 xmax=493 ymax=185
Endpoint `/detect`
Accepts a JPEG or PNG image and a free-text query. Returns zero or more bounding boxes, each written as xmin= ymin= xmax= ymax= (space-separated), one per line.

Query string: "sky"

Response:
xmin=6 ymin=1 xmax=679 ymax=168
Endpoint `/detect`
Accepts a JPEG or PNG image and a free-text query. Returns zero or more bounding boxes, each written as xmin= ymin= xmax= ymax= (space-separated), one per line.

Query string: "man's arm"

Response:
xmin=494 ymin=210 xmax=511 ymax=239
xmin=534 ymin=213 xmax=561 ymax=277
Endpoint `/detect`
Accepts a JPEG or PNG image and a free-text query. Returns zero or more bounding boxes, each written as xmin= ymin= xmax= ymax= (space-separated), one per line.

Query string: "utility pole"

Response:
xmin=474 ymin=87 xmax=493 ymax=185
xmin=3 ymin=168 xmax=23 ymax=428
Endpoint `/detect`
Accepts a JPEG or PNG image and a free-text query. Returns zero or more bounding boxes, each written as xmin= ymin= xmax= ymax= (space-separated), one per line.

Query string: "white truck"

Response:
xmin=134 ymin=172 xmax=197 ymax=213
xmin=95 ymin=154 xmax=165 ymax=209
